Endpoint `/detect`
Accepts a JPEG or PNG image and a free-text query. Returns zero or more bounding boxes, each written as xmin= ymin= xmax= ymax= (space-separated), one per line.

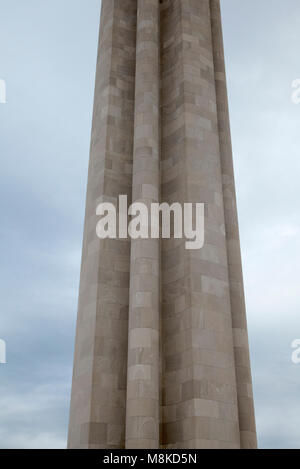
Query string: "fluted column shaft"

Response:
xmin=125 ymin=0 xmax=160 ymax=449
xmin=210 ymin=0 xmax=257 ymax=449
xmin=69 ymin=0 xmax=257 ymax=450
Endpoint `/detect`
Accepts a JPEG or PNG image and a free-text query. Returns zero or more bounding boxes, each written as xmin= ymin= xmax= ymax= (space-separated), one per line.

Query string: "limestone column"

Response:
xmin=68 ymin=0 xmax=258 ymax=450
xmin=210 ymin=0 xmax=257 ymax=449
xmin=125 ymin=0 xmax=160 ymax=449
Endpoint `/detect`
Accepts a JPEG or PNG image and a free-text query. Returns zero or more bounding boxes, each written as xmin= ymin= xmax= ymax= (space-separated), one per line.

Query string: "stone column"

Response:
xmin=68 ymin=0 xmax=258 ymax=450
xmin=125 ymin=0 xmax=160 ymax=449
xmin=210 ymin=0 xmax=257 ymax=449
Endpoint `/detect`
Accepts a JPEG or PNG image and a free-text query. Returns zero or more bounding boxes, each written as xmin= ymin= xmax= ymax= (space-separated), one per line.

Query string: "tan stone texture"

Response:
xmin=68 ymin=0 xmax=257 ymax=449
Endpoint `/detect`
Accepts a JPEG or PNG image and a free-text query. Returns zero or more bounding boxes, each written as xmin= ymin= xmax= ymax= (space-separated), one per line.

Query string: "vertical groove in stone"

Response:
xmin=158 ymin=0 xmax=164 ymax=448
xmin=210 ymin=0 xmax=257 ymax=449
xmin=125 ymin=0 xmax=160 ymax=450
xmin=68 ymin=0 xmax=137 ymax=449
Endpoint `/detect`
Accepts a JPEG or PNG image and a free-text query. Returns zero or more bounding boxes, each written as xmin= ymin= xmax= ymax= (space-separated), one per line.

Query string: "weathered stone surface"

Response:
xmin=68 ymin=0 xmax=257 ymax=449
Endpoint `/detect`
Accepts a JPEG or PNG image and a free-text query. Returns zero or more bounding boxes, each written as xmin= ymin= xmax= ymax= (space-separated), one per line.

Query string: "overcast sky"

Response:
xmin=0 ymin=0 xmax=300 ymax=449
